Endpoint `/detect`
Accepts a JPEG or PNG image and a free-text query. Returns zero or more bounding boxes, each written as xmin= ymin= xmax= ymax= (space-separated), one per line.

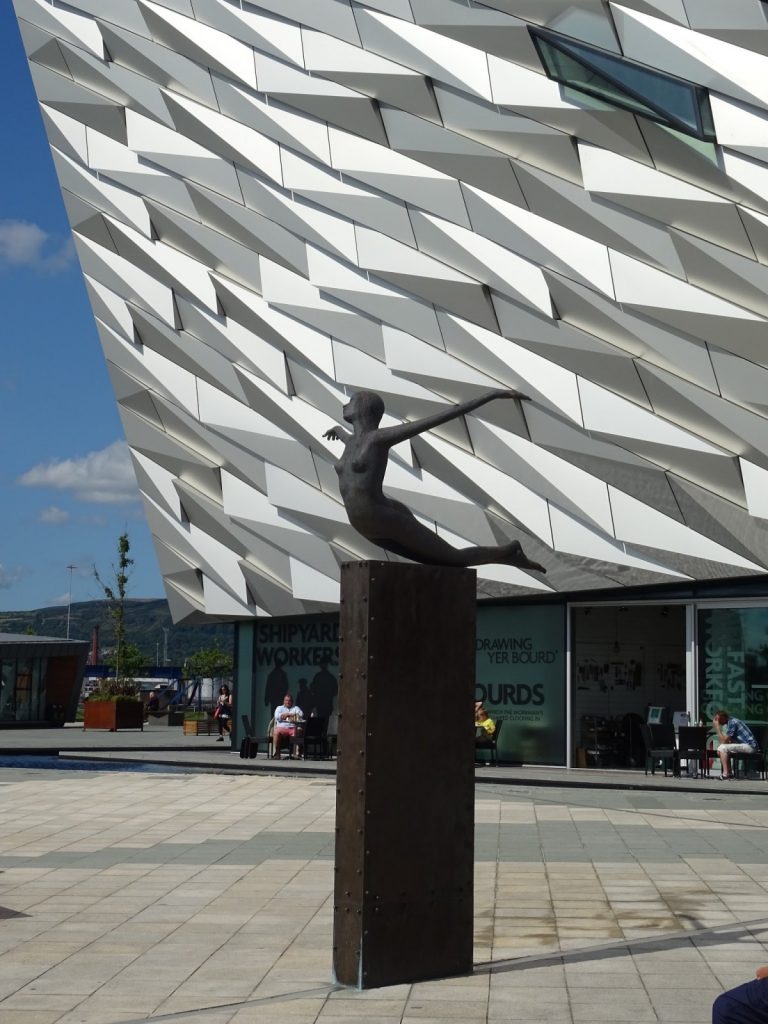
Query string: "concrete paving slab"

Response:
xmin=1 ymin=743 xmax=768 ymax=1022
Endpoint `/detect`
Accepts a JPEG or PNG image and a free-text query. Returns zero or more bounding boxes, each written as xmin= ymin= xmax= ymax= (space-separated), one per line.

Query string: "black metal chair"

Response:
xmin=238 ymin=714 xmax=272 ymax=759
xmin=302 ymin=716 xmax=327 ymax=759
xmin=325 ymin=712 xmax=338 ymax=759
xmin=475 ymin=718 xmax=503 ymax=767
xmin=674 ymin=726 xmax=709 ymax=778
xmin=270 ymin=716 xmax=308 ymax=759
xmin=641 ymin=721 xmax=675 ymax=776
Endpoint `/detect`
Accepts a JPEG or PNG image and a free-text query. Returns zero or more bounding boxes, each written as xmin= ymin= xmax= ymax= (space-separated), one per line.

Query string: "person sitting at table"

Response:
xmin=272 ymin=694 xmax=305 ymax=759
xmin=713 ymin=710 xmax=759 ymax=780
xmin=475 ymin=701 xmax=495 ymax=737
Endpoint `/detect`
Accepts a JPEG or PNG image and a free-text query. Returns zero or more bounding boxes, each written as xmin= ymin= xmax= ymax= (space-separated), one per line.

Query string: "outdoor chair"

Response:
xmin=325 ymin=712 xmax=338 ymax=758
xmin=674 ymin=726 xmax=708 ymax=778
xmin=475 ymin=718 xmax=503 ymax=767
xmin=270 ymin=717 xmax=305 ymax=759
xmin=302 ymin=716 xmax=327 ymax=759
xmin=641 ymin=721 xmax=675 ymax=776
xmin=238 ymin=714 xmax=272 ymax=759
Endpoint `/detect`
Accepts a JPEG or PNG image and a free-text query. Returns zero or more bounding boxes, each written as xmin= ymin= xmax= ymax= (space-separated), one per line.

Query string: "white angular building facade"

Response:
xmin=15 ymin=0 xmax=768 ymax=625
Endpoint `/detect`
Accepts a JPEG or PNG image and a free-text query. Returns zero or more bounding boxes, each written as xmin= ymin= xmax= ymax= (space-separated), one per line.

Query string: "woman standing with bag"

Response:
xmin=215 ymin=684 xmax=232 ymax=742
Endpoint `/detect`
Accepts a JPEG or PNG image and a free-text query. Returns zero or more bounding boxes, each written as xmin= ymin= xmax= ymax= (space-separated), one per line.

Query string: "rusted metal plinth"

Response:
xmin=333 ymin=561 xmax=476 ymax=989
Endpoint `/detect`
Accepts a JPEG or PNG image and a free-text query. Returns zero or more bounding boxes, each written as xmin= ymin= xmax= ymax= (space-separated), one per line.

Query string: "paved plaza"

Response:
xmin=5 ymin=721 xmax=768 ymax=796
xmin=1 ymin=762 xmax=768 ymax=1024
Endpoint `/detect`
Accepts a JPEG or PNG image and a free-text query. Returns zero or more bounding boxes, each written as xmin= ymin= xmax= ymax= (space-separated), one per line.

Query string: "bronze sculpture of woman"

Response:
xmin=323 ymin=389 xmax=546 ymax=572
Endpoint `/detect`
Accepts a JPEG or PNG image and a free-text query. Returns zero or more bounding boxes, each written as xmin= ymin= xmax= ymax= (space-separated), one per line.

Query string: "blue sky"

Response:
xmin=1 ymin=7 xmax=164 ymax=611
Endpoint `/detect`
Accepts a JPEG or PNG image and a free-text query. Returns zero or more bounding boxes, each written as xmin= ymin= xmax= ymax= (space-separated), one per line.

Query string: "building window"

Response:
xmin=698 ymin=607 xmax=768 ymax=725
xmin=530 ymin=28 xmax=715 ymax=142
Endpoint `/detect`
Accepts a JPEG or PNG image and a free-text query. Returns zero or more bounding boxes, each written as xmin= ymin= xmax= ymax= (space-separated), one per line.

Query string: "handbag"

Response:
xmin=213 ymin=706 xmax=221 ymax=719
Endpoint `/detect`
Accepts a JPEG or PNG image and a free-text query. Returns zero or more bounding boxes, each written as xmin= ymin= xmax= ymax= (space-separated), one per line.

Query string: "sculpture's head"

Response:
xmin=343 ymin=390 xmax=385 ymax=427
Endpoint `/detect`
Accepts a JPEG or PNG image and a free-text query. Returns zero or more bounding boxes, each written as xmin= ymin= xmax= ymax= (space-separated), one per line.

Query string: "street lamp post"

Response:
xmin=66 ymin=564 xmax=77 ymax=640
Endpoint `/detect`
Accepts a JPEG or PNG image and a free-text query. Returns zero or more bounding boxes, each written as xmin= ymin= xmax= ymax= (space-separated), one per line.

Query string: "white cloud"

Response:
xmin=0 ymin=220 xmax=45 ymax=264
xmin=0 ymin=565 xmax=24 ymax=589
xmin=19 ymin=441 xmax=140 ymax=505
xmin=0 ymin=219 xmax=75 ymax=273
xmin=39 ymin=505 xmax=70 ymax=524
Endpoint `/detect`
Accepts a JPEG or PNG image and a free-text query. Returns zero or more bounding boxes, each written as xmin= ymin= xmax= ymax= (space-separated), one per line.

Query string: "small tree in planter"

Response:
xmin=86 ymin=534 xmax=144 ymax=731
xmin=94 ymin=533 xmax=135 ymax=681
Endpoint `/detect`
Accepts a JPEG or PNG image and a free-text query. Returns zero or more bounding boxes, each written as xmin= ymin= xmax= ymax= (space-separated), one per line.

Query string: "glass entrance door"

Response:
xmin=572 ymin=605 xmax=686 ymax=768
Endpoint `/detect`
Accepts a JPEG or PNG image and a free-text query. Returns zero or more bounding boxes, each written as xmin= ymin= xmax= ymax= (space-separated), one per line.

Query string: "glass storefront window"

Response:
xmin=15 ymin=659 xmax=33 ymax=722
xmin=250 ymin=615 xmax=340 ymax=740
xmin=0 ymin=656 xmax=50 ymax=722
xmin=0 ymin=659 xmax=16 ymax=721
xmin=698 ymin=607 xmax=768 ymax=725
xmin=476 ymin=605 xmax=566 ymax=765
xmin=34 ymin=657 xmax=46 ymax=721
xmin=571 ymin=605 xmax=686 ymax=769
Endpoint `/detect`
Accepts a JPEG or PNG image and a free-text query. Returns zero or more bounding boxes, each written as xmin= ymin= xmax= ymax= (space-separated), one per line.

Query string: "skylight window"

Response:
xmin=530 ymin=28 xmax=715 ymax=142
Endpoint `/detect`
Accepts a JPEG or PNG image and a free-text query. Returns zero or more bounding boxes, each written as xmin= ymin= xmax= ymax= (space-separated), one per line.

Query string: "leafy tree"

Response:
xmin=94 ymin=532 xmax=135 ymax=682
xmin=185 ymin=642 xmax=234 ymax=682
xmin=104 ymin=641 xmax=144 ymax=681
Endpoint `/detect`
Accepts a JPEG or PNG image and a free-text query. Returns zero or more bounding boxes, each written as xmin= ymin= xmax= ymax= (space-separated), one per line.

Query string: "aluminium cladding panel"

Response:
xmin=18 ymin=0 xmax=768 ymax=618
xmin=333 ymin=560 xmax=476 ymax=989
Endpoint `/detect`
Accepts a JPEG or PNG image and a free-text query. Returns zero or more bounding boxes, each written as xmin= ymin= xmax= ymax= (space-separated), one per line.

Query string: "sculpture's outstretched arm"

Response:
xmin=323 ymin=425 xmax=351 ymax=446
xmin=376 ymin=389 xmax=529 ymax=448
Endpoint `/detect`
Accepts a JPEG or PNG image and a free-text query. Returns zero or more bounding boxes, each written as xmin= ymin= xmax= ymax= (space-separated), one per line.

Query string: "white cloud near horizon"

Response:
xmin=0 ymin=565 xmax=24 ymax=589
xmin=39 ymin=505 xmax=70 ymax=524
xmin=0 ymin=219 xmax=75 ymax=273
xmin=20 ymin=441 xmax=140 ymax=505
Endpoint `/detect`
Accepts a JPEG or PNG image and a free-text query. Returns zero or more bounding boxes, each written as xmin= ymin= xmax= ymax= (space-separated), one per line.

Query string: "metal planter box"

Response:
xmin=83 ymin=700 xmax=144 ymax=732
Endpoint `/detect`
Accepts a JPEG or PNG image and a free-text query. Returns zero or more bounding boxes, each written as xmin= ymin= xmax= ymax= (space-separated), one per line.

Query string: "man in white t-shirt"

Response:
xmin=272 ymin=694 xmax=305 ymax=759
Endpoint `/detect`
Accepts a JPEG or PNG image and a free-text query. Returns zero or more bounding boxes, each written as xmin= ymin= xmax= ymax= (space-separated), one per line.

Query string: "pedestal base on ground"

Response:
xmin=333 ymin=561 xmax=476 ymax=989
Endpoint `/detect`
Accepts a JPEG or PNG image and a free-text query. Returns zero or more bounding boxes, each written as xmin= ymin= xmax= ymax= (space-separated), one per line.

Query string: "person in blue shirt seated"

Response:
xmin=713 ymin=710 xmax=759 ymax=780
xmin=713 ymin=963 xmax=768 ymax=1022
xmin=272 ymin=694 xmax=305 ymax=759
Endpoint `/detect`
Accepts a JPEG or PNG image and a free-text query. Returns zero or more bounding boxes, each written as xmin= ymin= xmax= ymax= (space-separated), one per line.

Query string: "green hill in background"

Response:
xmin=0 ymin=599 xmax=233 ymax=665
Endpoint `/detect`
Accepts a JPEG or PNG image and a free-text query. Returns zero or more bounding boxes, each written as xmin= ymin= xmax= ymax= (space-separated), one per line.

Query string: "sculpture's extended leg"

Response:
xmin=356 ymin=498 xmax=546 ymax=571
xmin=372 ymin=534 xmax=545 ymax=572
